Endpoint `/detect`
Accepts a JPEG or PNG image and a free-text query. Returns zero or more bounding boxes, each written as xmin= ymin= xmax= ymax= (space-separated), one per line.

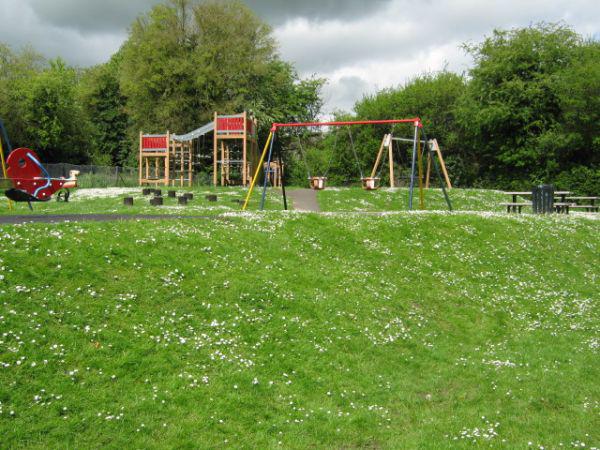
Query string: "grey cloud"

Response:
xmin=27 ymin=0 xmax=161 ymax=33
xmin=0 ymin=0 xmax=598 ymax=111
xmin=23 ymin=0 xmax=392 ymax=34
xmin=276 ymin=0 xmax=600 ymax=75
xmin=245 ymin=0 xmax=392 ymax=22
xmin=322 ymin=76 xmax=371 ymax=112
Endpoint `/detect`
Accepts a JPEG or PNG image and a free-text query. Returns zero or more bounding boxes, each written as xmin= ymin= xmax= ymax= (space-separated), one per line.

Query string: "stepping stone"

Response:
xmin=123 ymin=197 xmax=134 ymax=206
xmin=150 ymin=197 xmax=163 ymax=206
xmin=205 ymin=194 xmax=217 ymax=202
xmin=178 ymin=196 xmax=188 ymax=205
xmin=168 ymin=190 xmax=177 ymax=198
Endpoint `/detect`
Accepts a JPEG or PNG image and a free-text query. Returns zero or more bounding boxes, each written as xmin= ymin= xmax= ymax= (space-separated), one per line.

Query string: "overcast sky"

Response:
xmin=0 ymin=0 xmax=598 ymax=114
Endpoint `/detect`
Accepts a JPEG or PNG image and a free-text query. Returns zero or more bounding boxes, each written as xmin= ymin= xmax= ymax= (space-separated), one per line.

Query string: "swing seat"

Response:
xmin=309 ymin=176 xmax=327 ymax=190
xmin=361 ymin=177 xmax=380 ymax=191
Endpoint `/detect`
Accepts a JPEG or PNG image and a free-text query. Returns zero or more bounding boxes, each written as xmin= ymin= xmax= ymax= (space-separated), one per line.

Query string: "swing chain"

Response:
xmin=347 ymin=127 xmax=364 ymax=180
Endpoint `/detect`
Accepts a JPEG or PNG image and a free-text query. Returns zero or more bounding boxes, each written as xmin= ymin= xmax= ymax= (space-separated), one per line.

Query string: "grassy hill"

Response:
xmin=0 ymin=211 xmax=598 ymax=448
xmin=317 ymin=187 xmax=507 ymax=212
xmin=0 ymin=187 xmax=285 ymax=216
xmin=0 ymin=186 xmax=508 ymax=216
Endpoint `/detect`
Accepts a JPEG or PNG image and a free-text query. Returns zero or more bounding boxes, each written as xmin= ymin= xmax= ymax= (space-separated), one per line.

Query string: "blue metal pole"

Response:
xmin=408 ymin=123 xmax=419 ymax=210
xmin=259 ymin=132 xmax=276 ymax=211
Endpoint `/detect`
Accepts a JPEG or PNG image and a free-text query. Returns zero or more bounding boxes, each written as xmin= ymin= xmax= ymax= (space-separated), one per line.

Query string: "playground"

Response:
xmin=1 ymin=118 xmax=599 ymax=448
xmin=0 ymin=2 xmax=598 ymax=447
xmin=1 ymin=112 xmax=484 ymax=218
xmin=1 ymin=96 xmax=599 ymax=449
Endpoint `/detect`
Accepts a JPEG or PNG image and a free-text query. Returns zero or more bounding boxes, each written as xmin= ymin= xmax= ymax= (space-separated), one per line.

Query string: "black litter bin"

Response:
xmin=532 ymin=185 xmax=554 ymax=214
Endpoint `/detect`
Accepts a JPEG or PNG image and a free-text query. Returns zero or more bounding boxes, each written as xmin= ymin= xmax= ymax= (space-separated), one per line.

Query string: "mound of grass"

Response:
xmin=0 ymin=186 xmax=528 ymax=216
xmin=317 ymin=187 xmax=508 ymax=212
xmin=0 ymin=187 xmax=286 ymax=216
xmin=0 ymin=212 xmax=598 ymax=448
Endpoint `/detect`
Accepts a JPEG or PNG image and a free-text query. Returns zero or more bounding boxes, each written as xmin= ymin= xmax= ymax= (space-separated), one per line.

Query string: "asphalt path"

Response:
xmin=287 ymin=189 xmax=320 ymax=212
xmin=0 ymin=214 xmax=222 ymax=225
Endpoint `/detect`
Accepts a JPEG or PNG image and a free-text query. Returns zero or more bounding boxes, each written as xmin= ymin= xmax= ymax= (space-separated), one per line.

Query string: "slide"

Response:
xmin=171 ymin=121 xmax=215 ymax=142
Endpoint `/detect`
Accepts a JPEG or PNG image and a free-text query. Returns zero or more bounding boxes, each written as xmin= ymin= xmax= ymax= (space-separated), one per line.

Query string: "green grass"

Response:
xmin=1 ymin=186 xmax=513 ymax=216
xmin=0 ymin=187 xmax=287 ymax=216
xmin=0 ymin=212 xmax=598 ymax=448
xmin=317 ymin=187 xmax=508 ymax=212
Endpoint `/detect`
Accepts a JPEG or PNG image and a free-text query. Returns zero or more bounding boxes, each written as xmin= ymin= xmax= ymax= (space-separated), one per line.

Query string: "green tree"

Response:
xmin=455 ymin=23 xmax=589 ymax=189
xmin=22 ymin=59 xmax=92 ymax=163
xmin=120 ymin=1 xmax=198 ymax=133
xmin=0 ymin=43 xmax=44 ymax=149
xmin=78 ymin=54 xmax=130 ymax=165
xmin=332 ymin=71 xmax=467 ymax=185
xmin=119 ymin=0 xmax=323 ymax=142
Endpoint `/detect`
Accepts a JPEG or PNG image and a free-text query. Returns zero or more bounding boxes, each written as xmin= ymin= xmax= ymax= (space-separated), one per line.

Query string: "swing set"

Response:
xmin=242 ymin=118 xmax=452 ymax=211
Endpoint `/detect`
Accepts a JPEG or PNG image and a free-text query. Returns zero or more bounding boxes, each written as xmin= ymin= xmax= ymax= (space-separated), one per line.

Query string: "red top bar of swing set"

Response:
xmin=270 ymin=118 xmax=422 ymax=132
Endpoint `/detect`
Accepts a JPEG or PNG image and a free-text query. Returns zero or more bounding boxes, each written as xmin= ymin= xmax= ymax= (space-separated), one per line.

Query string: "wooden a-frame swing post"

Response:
xmin=370 ymin=135 xmax=387 ymax=178
xmin=243 ymin=118 xmax=451 ymax=211
xmin=388 ymin=134 xmax=395 ymax=188
xmin=424 ymin=139 xmax=451 ymax=190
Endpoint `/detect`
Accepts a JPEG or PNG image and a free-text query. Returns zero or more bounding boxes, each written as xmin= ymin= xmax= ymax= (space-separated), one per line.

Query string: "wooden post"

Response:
xmin=188 ymin=141 xmax=193 ymax=187
xmin=165 ymin=131 xmax=170 ymax=187
xmin=425 ymin=151 xmax=432 ymax=189
xmin=388 ymin=136 xmax=395 ymax=188
xmin=370 ymin=135 xmax=388 ymax=178
xmin=220 ymin=141 xmax=225 ymax=186
xmin=213 ymin=112 xmax=218 ymax=186
xmin=417 ymin=128 xmax=425 ymax=210
xmin=432 ymin=139 xmax=452 ymax=189
xmin=154 ymin=158 xmax=160 ymax=185
xmin=139 ymin=131 xmax=143 ymax=186
xmin=225 ymin=145 xmax=231 ymax=184
xmin=180 ymin=141 xmax=184 ymax=186
xmin=242 ymin=111 xmax=248 ymax=186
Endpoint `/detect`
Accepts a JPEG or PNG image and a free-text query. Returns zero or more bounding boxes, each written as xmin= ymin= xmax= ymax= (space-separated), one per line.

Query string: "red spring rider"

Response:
xmin=5 ymin=148 xmax=71 ymax=209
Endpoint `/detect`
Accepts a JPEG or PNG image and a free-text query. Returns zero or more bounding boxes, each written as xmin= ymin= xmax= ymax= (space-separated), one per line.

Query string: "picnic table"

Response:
xmin=565 ymin=196 xmax=599 ymax=212
xmin=501 ymin=191 xmax=572 ymax=213
xmin=504 ymin=191 xmax=571 ymax=203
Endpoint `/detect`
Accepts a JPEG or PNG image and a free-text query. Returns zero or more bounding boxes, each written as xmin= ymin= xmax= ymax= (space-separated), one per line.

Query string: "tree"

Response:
xmin=0 ymin=44 xmax=44 ymax=149
xmin=78 ymin=54 xmax=130 ymax=165
xmin=339 ymin=71 xmax=467 ymax=185
xmin=119 ymin=0 xmax=323 ymax=145
xmin=120 ymin=1 xmax=198 ymax=133
xmin=455 ymin=23 xmax=586 ymax=188
xmin=21 ymin=59 xmax=92 ymax=163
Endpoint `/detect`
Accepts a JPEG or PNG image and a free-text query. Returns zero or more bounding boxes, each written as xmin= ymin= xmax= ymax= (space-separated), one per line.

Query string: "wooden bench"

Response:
xmin=569 ymin=204 xmax=599 ymax=212
xmin=565 ymin=197 xmax=599 ymax=213
xmin=500 ymin=202 xmax=531 ymax=213
xmin=553 ymin=202 xmax=572 ymax=214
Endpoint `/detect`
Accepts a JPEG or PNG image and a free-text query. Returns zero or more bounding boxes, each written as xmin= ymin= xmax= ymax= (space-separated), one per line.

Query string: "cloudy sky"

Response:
xmin=0 ymin=0 xmax=598 ymax=113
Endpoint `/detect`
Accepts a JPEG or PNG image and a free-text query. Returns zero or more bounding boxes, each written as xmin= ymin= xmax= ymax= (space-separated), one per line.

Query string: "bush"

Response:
xmin=555 ymin=166 xmax=600 ymax=195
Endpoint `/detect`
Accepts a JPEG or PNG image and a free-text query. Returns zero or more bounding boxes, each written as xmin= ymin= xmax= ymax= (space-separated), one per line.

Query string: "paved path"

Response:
xmin=287 ymin=189 xmax=320 ymax=212
xmin=0 ymin=214 xmax=221 ymax=225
